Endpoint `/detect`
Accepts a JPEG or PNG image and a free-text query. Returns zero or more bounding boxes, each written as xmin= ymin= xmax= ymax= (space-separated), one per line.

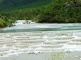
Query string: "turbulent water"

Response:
xmin=1 ymin=22 xmax=81 ymax=60
xmin=0 ymin=31 xmax=81 ymax=60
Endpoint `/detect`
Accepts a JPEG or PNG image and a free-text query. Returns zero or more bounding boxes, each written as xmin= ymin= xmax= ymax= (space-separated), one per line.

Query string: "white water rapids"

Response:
xmin=0 ymin=31 xmax=81 ymax=57
xmin=0 ymin=20 xmax=81 ymax=60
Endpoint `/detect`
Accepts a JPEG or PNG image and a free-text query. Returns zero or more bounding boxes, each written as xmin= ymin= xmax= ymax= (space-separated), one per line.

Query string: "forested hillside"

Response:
xmin=0 ymin=0 xmax=81 ymax=28
xmin=0 ymin=0 xmax=52 ymax=11
xmin=37 ymin=0 xmax=81 ymax=23
xmin=0 ymin=0 xmax=52 ymax=28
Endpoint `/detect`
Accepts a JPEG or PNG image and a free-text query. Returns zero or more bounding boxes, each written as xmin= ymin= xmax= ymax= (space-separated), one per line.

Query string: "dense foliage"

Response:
xmin=37 ymin=0 xmax=81 ymax=23
xmin=0 ymin=0 xmax=51 ymax=11
xmin=0 ymin=0 xmax=52 ymax=28
xmin=0 ymin=0 xmax=81 ymax=28
xmin=0 ymin=17 xmax=15 ymax=28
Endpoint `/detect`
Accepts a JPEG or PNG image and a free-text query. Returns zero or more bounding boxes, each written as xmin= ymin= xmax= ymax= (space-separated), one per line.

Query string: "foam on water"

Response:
xmin=0 ymin=30 xmax=81 ymax=57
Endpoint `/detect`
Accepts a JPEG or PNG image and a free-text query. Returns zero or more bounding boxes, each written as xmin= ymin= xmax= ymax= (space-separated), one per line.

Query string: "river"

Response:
xmin=0 ymin=20 xmax=81 ymax=60
xmin=2 ymin=23 xmax=81 ymax=32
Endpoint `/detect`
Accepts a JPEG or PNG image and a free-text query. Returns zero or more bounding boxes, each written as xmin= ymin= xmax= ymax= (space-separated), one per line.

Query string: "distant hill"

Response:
xmin=1 ymin=0 xmax=81 ymax=28
xmin=0 ymin=0 xmax=52 ymax=11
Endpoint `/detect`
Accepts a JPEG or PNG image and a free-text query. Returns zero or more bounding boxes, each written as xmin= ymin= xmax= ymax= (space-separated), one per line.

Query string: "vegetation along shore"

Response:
xmin=0 ymin=0 xmax=81 ymax=27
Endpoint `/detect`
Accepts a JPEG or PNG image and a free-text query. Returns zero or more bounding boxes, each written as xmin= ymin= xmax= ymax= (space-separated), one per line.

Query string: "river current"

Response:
xmin=0 ymin=22 xmax=81 ymax=60
xmin=2 ymin=23 xmax=81 ymax=32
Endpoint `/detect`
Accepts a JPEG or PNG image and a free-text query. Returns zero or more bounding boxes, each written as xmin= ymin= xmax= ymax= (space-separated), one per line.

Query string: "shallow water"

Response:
xmin=1 ymin=23 xmax=81 ymax=60
xmin=0 ymin=31 xmax=81 ymax=57
xmin=2 ymin=23 xmax=81 ymax=32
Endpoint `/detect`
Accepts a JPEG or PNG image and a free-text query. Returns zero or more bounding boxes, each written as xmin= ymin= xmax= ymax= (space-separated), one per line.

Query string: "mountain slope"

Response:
xmin=0 ymin=0 xmax=52 ymax=11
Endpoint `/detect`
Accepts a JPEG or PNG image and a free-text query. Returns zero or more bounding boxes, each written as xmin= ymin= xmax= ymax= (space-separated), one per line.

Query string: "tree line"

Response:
xmin=0 ymin=0 xmax=81 ymax=28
